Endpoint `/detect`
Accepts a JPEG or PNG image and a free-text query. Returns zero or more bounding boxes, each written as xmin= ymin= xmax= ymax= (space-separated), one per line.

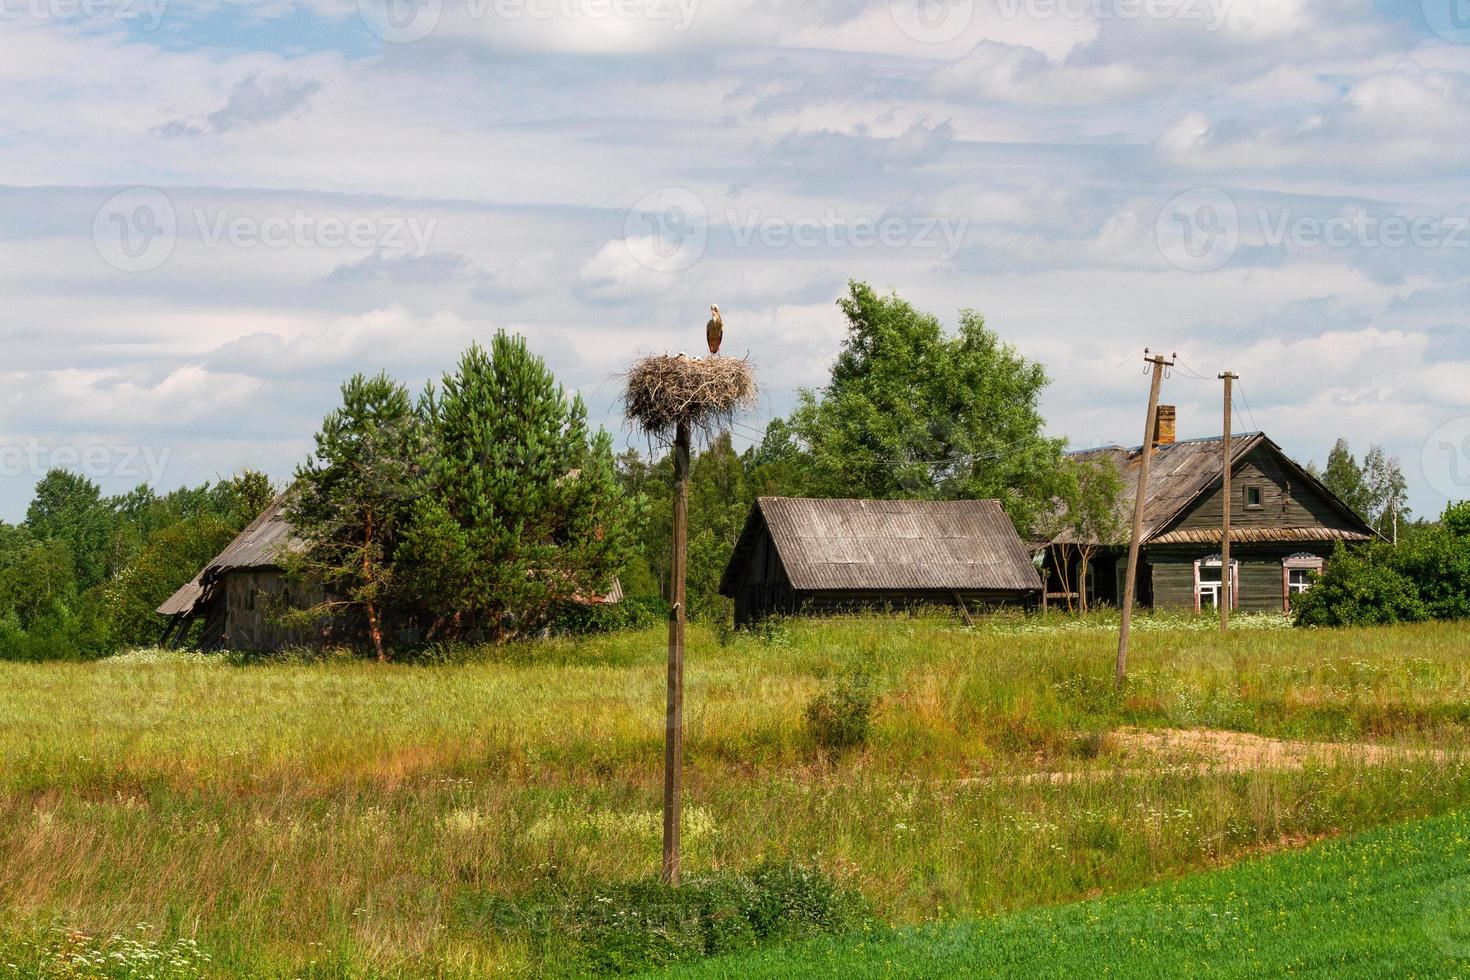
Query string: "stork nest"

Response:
xmin=623 ymin=354 xmax=757 ymax=439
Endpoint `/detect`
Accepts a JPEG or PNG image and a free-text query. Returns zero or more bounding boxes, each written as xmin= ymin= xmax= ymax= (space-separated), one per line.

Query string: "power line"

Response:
xmin=1235 ymin=378 xmax=1261 ymax=432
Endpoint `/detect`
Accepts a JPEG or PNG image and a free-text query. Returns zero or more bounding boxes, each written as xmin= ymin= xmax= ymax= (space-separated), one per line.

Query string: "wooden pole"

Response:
xmin=1117 ymin=351 xmax=1173 ymax=690
xmin=1219 ymin=372 xmax=1238 ymax=632
xmin=663 ymin=420 xmax=690 ymax=887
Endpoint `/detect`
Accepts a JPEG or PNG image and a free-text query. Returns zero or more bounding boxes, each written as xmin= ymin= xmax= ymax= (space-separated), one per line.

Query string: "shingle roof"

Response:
xmin=721 ymin=497 xmax=1041 ymax=595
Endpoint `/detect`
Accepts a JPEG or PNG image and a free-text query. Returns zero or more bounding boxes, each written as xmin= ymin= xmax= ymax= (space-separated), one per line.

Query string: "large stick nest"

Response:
xmin=623 ymin=354 xmax=757 ymax=440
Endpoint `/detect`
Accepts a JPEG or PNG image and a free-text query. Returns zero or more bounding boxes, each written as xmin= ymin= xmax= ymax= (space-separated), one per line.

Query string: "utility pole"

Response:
xmin=1219 ymin=371 xmax=1238 ymax=633
xmin=663 ymin=420 xmax=690 ymax=886
xmin=1117 ymin=350 xmax=1174 ymax=690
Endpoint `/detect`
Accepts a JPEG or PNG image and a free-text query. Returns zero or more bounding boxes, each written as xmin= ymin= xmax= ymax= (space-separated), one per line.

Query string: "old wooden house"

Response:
xmin=157 ymin=494 xmax=623 ymax=651
xmin=1045 ymin=411 xmax=1378 ymax=613
xmin=719 ymin=497 xmax=1042 ymax=625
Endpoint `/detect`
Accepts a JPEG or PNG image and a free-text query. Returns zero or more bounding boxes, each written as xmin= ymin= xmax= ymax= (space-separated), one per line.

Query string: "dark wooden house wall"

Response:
xmin=1171 ymin=446 xmax=1361 ymax=535
xmin=1147 ymin=543 xmax=1335 ymax=613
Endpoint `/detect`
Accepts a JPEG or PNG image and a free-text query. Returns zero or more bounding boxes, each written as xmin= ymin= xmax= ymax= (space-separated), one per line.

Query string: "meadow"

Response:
xmin=1 ymin=613 xmax=1469 ymax=976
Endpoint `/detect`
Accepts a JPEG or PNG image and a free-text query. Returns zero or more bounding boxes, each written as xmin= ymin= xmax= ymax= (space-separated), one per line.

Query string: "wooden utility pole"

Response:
xmin=663 ymin=420 xmax=690 ymax=887
xmin=1219 ymin=371 xmax=1238 ymax=632
xmin=1116 ymin=350 xmax=1174 ymax=690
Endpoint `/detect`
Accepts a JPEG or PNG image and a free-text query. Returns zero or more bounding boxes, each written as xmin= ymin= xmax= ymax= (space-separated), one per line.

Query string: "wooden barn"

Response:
xmin=1045 ymin=414 xmax=1378 ymax=613
xmin=158 ymin=495 xmax=624 ymax=651
xmin=156 ymin=495 xmax=325 ymax=651
xmin=719 ymin=497 xmax=1042 ymax=626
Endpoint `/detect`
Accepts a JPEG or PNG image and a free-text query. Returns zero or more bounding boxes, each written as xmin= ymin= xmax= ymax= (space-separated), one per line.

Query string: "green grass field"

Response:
xmin=663 ymin=807 xmax=1470 ymax=978
xmin=1 ymin=614 xmax=1469 ymax=976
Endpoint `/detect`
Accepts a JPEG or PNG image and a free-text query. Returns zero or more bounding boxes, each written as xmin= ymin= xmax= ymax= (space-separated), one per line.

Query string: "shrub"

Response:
xmin=1292 ymin=543 xmax=1427 ymax=628
xmin=804 ymin=674 xmax=877 ymax=753
xmin=546 ymin=595 xmax=666 ymax=636
xmin=468 ymin=861 xmax=867 ymax=975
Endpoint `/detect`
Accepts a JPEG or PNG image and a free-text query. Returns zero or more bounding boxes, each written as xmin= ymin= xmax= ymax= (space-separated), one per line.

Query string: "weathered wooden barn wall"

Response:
xmin=221 ymin=570 xmax=326 ymax=651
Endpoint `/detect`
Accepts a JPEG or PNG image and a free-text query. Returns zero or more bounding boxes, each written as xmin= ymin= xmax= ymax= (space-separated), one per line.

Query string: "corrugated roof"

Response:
xmin=723 ymin=497 xmax=1041 ymax=594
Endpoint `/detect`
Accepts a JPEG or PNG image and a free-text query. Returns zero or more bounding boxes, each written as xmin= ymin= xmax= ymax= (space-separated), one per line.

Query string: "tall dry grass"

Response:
xmin=1 ymin=614 xmax=1468 ymax=976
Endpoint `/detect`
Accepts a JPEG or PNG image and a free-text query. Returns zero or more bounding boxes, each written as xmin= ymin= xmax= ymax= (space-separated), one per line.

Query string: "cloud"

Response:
xmin=156 ymin=73 xmax=324 ymax=137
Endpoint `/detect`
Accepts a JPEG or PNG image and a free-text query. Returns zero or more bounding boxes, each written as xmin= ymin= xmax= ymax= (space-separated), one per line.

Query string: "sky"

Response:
xmin=2 ymin=0 xmax=1470 ymax=522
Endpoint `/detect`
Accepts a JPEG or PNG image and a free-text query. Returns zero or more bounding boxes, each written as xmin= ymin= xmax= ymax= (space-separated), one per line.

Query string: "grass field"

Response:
xmin=1 ymin=613 xmax=1469 ymax=976
xmin=663 ymin=806 xmax=1470 ymax=978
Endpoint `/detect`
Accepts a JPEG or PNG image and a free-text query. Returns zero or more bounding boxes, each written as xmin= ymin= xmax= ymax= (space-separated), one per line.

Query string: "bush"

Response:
xmin=468 ymin=861 xmax=867 ymax=975
xmin=805 ymin=674 xmax=877 ymax=753
xmin=546 ymin=595 xmax=667 ymax=636
xmin=1292 ymin=543 xmax=1427 ymax=628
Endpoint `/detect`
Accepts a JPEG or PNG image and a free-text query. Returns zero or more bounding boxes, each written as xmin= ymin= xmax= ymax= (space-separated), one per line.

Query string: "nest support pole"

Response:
xmin=624 ymin=353 xmax=755 ymax=889
xmin=663 ymin=420 xmax=690 ymax=887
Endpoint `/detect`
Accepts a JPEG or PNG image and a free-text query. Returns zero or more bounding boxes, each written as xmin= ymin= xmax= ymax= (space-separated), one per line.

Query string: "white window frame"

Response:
xmin=1282 ymin=553 xmax=1324 ymax=613
xmin=1193 ymin=555 xmax=1239 ymax=613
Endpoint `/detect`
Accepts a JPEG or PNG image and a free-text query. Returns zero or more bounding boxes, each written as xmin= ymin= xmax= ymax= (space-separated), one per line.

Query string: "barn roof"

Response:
xmin=1053 ymin=433 xmax=1375 ymax=546
xmin=720 ymin=497 xmax=1042 ymax=596
xmin=155 ymin=494 xmax=306 ymax=617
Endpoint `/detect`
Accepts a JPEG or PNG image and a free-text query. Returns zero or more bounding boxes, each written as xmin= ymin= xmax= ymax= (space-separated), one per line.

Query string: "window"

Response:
xmin=1243 ymin=485 xmax=1263 ymax=509
xmin=1282 ymin=553 xmax=1325 ymax=613
xmin=1194 ymin=556 xmax=1239 ymax=612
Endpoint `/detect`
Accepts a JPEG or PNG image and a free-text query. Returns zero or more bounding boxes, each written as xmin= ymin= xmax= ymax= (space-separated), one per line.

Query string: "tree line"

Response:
xmin=0 ymin=470 xmax=272 ymax=660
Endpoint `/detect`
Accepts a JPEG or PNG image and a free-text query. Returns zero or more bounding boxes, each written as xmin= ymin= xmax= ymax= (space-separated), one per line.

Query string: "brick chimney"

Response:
xmin=1153 ymin=405 xmax=1177 ymax=447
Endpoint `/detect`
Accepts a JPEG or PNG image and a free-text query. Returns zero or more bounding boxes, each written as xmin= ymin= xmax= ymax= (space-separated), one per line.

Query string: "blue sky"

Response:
xmin=2 ymin=0 xmax=1470 ymax=520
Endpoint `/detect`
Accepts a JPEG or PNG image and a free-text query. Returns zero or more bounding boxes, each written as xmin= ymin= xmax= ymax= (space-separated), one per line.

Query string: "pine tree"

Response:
xmin=286 ymin=373 xmax=423 ymax=661
xmin=1323 ymin=438 xmax=1370 ymax=517
xmin=400 ymin=332 xmax=639 ymax=641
